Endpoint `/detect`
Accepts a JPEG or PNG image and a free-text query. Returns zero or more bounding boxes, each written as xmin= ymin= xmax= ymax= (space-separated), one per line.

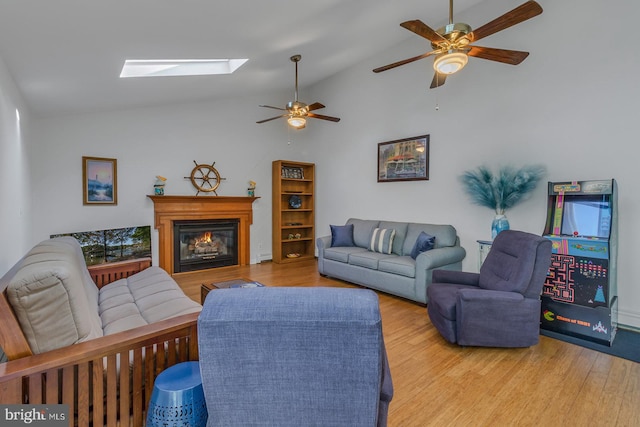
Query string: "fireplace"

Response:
xmin=174 ymin=220 xmax=239 ymax=273
xmin=148 ymin=195 xmax=259 ymax=275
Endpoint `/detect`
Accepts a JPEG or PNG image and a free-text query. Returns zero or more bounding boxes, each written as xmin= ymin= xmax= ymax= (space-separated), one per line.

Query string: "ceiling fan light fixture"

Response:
xmin=288 ymin=115 xmax=306 ymax=129
xmin=433 ymin=50 xmax=468 ymax=75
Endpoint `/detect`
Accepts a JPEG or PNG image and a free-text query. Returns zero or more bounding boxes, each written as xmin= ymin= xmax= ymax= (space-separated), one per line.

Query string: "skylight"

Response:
xmin=119 ymin=59 xmax=248 ymax=78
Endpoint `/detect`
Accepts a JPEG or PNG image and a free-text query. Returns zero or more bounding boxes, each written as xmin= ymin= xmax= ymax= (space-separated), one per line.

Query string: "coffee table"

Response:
xmin=200 ymin=278 xmax=265 ymax=303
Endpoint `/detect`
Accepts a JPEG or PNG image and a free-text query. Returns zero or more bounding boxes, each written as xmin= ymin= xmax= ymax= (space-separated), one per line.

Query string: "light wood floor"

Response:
xmin=174 ymin=260 xmax=640 ymax=427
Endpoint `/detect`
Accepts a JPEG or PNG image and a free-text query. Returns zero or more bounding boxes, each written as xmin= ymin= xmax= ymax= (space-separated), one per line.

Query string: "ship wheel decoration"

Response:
xmin=185 ymin=160 xmax=226 ymax=195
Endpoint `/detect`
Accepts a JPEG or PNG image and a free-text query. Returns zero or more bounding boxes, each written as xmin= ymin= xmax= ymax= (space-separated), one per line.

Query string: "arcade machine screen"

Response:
xmin=559 ymin=194 xmax=612 ymax=239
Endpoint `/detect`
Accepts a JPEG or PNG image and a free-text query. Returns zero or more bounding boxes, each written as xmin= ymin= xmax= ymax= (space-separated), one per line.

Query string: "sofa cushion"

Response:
xmin=347 ymin=219 xmax=380 ymax=248
xmin=6 ymin=237 xmax=104 ymax=354
xmin=368 ymin=228 xmax=396 ymax=254
xmin=403 ymin=224 xmax=457 ymax=256
xmin=323 ymin=246 xmax=368 ymax=263
xmin=99 ymin=281 xmax=149 ymax=335
xmin=378 ymin=221 xmax=408 ymax=256
xmin=99 ymin=266 xmax=201 ymax=335
xmin=378 ymin=256 xmax=416 ymax=278
xmin=410 ymin=232 xmax=436 ymax=259
xmin=349 ymin=251 xmax=393 ymax=270
xmin=330 ymin=224 xmax=355 ymax=247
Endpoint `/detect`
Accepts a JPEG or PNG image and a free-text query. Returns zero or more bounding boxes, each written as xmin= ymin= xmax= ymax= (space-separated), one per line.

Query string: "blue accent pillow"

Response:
xmin=369 ymin=228 xmax=396 ymax=254
xmin=410 ymin=231 xmax=435 ymax=259
xmin=330 ymin=224 xmax=355 ymax=247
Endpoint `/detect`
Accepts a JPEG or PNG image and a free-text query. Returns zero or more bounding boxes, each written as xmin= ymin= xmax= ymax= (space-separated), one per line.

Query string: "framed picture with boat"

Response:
xmin=377 ymin=134 xmax=429 ymax=182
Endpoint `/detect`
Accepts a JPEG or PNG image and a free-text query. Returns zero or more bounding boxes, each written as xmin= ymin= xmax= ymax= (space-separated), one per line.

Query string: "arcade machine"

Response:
xmin=541 ymin=179 xmax=618 ymax=345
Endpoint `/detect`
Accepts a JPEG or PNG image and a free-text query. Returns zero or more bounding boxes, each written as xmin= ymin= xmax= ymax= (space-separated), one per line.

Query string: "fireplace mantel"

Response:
xmin=148 ymin=195 xmax=259 ymax=275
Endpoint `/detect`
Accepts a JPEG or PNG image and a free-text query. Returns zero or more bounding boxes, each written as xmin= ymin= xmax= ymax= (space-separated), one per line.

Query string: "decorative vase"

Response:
xmin=491 ymin=214 xmax=510 ymax=239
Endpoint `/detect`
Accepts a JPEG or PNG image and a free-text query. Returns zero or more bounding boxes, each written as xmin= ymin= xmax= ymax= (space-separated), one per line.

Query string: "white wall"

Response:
xmin=0 ymin=56 xmax=31 ymax=274
xmin=29 ymin=91 xmax=310 ymax=266
xmin=307 ymin=0 xmax=640 ymax=328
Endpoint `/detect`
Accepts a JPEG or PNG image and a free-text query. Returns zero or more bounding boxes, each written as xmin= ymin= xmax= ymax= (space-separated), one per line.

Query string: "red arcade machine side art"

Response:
xmin=541 ymin=179 xmax=618 ymax=346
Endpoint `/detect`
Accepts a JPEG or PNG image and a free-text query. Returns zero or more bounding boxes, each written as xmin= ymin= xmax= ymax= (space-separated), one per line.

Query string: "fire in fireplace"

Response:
xmin=173 ymin=219 xmax=239 ymax=273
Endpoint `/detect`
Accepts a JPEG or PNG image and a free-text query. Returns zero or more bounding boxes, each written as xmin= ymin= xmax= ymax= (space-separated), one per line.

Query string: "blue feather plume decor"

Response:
xmin=460 ymin=165 xmax=546 ymax=214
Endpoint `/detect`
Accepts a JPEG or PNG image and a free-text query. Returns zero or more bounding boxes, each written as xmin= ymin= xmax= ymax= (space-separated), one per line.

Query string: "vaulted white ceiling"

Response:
xmin=0 ymin=0 xmax=487 ymax=117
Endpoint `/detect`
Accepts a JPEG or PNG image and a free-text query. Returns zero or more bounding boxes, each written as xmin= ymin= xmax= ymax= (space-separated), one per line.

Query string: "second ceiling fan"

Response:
xmin=257 ymin=55 xmax=340 ymax=129
xmin=373 ymin=0 xmax=543 ymax=88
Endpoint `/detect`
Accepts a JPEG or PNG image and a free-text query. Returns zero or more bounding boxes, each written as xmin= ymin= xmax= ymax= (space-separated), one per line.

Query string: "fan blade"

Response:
xmin=471 ymin=1 xmax=542 ymax=43
xmin=256 ymin=114 xmax=287 ymax=124
xmin=307 ymin=112 xmax=341 ymax=122
xmin=307 ymin=102 xmax=326 ymax=111
xmin=400 ymin=20 xmax=447 ymax=44
xmin=430 ymin=72 xmax=447 ymax=89
xmin=373 ymin=50 xmax=438 ymax=73
xmin=259 ymin=105 xmax=286 ymax=111
xmin=468 ymin=46 xmax=529 ymax=65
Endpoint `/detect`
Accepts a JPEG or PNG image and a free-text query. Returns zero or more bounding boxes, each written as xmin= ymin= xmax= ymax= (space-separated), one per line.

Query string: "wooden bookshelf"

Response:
xmin=272 ymin=160 xmax=315 ymax=263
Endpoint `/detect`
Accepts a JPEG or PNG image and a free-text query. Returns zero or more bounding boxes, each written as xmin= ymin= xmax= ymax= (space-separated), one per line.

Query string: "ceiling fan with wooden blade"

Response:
xmin=373 ymin=0 xmax=542 ymax=88
xmin=257 ymin=55 xmax=340 ymax=129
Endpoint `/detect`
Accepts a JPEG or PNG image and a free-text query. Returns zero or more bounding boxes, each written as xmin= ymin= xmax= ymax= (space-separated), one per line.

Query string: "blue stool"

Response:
xmin=146 ymin=361 xmax=208 ymax=427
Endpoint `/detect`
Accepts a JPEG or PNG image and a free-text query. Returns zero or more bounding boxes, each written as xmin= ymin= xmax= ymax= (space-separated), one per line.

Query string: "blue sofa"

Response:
xmin=317 ymin=218 xmax=466 ymax=304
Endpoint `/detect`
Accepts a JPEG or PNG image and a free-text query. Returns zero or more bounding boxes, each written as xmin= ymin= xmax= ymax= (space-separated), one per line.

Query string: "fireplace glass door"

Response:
xmin=174 ymin=220 xmax=239 ymax=273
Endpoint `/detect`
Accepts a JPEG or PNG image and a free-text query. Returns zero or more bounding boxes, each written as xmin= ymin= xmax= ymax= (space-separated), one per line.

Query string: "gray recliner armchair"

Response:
xmin=197 ymin=287 xmax=393 ymax=426
xmin=427 ymin=230 xmax=552 ymax=347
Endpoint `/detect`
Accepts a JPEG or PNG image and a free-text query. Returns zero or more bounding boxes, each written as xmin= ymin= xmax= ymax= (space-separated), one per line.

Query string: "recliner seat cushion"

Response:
xmin=427 ymin=283 xmax=477 ymax=321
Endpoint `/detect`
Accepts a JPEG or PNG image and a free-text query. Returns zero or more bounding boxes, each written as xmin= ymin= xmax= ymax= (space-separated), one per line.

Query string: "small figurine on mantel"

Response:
xmin=154 ymin=176 xmax=167 ymax=195
xmin=248 ymin=180 xmax=256 ymax=197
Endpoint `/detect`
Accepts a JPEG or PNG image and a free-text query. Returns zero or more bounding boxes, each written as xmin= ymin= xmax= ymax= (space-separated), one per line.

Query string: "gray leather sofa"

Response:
xmin=317 ymin=218 xmax=466 ymax=304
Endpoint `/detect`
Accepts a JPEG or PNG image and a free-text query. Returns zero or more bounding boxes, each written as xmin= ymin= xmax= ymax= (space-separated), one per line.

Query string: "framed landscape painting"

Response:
xmin=83 ymin=156 xmax=117 ymax=205
xmin=378 ymin=134 xmax=429 ymax=182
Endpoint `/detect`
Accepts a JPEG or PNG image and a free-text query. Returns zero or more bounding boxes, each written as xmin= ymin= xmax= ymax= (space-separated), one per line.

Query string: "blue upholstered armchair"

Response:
xmin=427 ymin=230 xmax=552 ymax=347
xmin=197 ymin=287 xmax=393 ymax=426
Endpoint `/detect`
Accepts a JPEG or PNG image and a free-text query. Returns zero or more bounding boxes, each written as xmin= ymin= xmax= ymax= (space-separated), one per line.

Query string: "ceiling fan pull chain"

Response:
xmin=434 ymin=71 xmax=440 ymax=110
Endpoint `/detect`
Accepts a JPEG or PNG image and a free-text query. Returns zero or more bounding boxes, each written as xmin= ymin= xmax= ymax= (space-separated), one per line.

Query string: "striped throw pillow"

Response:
xmin=369 ymin=228 xmax=396 ymax=254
